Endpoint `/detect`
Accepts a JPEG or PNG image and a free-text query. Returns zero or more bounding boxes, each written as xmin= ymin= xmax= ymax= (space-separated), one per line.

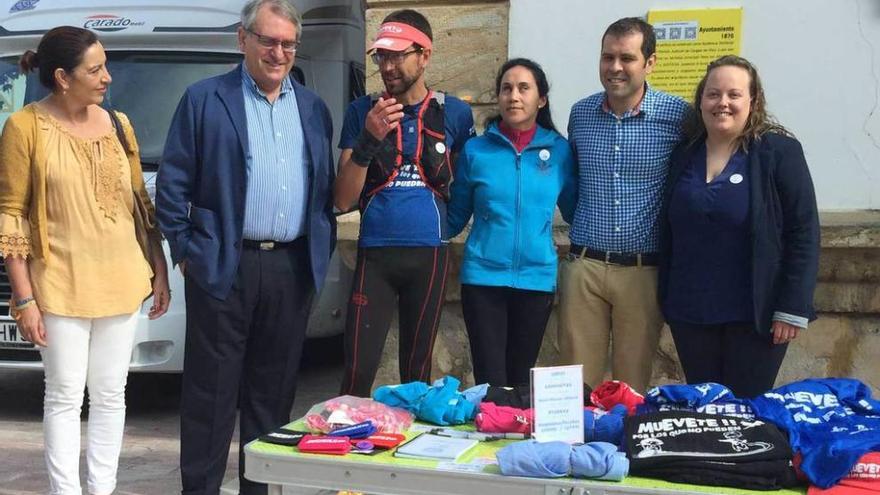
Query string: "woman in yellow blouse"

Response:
xmin=0 ymin=27 xmax=169 ymax=495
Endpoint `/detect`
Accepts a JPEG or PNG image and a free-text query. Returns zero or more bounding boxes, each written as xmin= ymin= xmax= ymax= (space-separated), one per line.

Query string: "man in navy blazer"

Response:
xmin=156 ymin=1 xmax=335 ymax=493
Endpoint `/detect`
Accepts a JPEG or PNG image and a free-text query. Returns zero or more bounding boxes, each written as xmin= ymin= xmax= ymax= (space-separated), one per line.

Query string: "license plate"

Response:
xmin=0 ymin=321 xmax=34 ymax=349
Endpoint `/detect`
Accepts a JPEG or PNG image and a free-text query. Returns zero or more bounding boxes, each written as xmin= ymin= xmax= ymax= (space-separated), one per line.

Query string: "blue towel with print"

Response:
xmin=640 ymin=383 xmax=755 ymax=419
xmin=646 ymin=382 xmax=734 ymax=408
xmin=747 ymin=378 xmax=880 ymax=488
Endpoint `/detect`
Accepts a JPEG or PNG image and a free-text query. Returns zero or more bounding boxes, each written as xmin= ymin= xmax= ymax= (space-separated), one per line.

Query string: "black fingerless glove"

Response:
xmin=351 ymin=130 xmax=383 ymax=168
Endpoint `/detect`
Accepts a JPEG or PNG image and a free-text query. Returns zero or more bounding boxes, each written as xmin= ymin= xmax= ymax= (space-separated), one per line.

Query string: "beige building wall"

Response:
xmin=354 ymin=0 xmax=880 ymax=395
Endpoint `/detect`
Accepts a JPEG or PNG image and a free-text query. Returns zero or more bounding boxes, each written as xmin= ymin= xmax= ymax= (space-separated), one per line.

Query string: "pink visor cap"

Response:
xmin=368 ymin=22 xmax=433 ymax=52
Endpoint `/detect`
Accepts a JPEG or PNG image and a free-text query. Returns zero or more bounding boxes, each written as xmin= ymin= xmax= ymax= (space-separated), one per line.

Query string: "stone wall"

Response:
xmin=359 ymin=0 xmax=880 ymax=395
xmin=785 ymin=212 xmax=880 ymax=393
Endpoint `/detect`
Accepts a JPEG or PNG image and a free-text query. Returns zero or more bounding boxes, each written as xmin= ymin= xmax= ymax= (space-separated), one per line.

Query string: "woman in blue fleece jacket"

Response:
xmin=448 ymin=58 xmax=577 ymax=387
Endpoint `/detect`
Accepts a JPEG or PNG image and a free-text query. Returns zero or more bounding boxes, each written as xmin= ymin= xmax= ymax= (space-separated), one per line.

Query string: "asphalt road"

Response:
xmin=0 ymin=337 xmax=345 ymax=495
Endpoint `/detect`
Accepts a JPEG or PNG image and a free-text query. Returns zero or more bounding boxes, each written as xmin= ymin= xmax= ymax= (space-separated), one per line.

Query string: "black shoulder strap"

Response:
xmin=107 ymin=109 xmax=131 ymax=154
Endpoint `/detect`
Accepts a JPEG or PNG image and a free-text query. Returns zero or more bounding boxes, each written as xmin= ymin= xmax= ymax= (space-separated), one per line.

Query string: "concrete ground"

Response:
xmin=0 ymin=337 xmax=345 ymax=495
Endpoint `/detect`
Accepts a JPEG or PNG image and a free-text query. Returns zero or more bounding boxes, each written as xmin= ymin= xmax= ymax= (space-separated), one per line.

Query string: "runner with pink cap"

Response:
xmin=368 ymin=21 xmax=433 ymax=52
xmin=333 ymin=9 xmax=475 ymax=398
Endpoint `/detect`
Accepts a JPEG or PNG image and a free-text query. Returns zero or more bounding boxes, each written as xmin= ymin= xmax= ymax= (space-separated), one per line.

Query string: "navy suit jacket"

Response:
xmin=659 ymin=133 xmax=820 ymax=334
xmin=156 ymin=66 xmax=336 ymax=300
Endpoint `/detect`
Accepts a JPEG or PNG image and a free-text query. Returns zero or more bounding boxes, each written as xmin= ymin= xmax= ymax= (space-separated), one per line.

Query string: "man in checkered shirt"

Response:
xmin=559 ymin=17 xmax=688 ymax=393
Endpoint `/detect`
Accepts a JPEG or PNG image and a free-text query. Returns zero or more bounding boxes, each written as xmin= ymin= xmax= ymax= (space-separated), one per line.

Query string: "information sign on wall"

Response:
xmin=647 ymin=8 xmax=743 ymax=100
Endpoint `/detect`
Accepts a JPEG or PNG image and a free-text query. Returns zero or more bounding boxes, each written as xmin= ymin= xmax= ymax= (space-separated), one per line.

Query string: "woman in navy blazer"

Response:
xmin=658 ymin=55 xmax=819 ymax=398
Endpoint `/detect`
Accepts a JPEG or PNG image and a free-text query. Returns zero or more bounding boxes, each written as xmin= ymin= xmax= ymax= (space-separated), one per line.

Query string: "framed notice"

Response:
xmin=530 ymin=365 xmax=584 ymax=444
xmin=647 ymin=7 xmax=743 ymax=99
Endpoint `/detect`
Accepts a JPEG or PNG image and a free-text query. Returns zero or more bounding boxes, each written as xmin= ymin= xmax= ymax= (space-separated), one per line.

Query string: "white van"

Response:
xmin=0 ymin=0 xmax=362 ymax=372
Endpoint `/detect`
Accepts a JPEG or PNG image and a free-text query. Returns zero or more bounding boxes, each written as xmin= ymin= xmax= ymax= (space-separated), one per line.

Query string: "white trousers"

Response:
xmin=40 ymin=312 xmax=138 ymax=495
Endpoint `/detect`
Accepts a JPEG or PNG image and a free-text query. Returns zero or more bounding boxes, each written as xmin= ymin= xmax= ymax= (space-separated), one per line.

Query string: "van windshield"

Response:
xmin=0 ymin=51 xmax=242 ymax=170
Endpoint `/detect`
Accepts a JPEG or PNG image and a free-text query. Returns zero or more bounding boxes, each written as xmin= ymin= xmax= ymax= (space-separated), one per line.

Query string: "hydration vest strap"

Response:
xmin=364 ymin=90 xmax=446 ymax=198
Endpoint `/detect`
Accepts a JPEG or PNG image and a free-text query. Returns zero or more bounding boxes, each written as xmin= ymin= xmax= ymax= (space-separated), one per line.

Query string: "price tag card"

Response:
xmin=530 ymin=365 xmax=584 ymax=444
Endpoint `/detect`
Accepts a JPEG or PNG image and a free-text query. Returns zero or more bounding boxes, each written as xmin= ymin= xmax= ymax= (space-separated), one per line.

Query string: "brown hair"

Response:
xmin=602 ymin=17 xmax=656 ymax=61
xmin=685 ymin=55 xmax=792 ymax=151
xmin=18 ymin=26 xmax=99 ymax=91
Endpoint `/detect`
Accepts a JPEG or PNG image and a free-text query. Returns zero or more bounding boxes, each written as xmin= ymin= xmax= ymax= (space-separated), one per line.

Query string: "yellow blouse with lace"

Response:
xmin=0 ymin=104 xmax=153 ymax=318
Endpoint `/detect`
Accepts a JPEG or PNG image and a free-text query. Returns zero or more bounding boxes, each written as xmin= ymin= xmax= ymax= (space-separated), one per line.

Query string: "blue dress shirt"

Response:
xmin=241 ymin=66 xmax=309 ymax=241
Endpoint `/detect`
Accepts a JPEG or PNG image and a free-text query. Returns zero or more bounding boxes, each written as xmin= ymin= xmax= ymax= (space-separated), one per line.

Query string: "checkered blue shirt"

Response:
xmin=568 ymin=85 xmax=688 ymax=253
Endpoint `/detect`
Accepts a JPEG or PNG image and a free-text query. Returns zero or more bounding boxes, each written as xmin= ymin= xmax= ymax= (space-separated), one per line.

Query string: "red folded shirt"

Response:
xmin=808 ymin=452 xmax=880 ymax=495
xmin=590 ymin=380 xmax=645 ymax=415
xmin=474 ymin=402 xmax=533 ymax=434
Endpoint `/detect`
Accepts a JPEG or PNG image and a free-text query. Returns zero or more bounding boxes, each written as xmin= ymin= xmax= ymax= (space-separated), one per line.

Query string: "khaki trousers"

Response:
xmin=557 ymin=256 xmax=664 ymax=392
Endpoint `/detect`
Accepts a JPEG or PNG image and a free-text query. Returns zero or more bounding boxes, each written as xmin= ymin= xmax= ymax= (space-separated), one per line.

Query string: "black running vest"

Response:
xmin=359 ymin=90 xmax=452 ymax=211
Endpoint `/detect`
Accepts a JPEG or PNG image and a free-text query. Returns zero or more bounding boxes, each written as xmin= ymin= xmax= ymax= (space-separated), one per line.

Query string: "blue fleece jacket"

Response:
xmin=372 ymin=376 xmax=476 ymax=426
xmin=448 ymin=123 xmax=577 ymax=292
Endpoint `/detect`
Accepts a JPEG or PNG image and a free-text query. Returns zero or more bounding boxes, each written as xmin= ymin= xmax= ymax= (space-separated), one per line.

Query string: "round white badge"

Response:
xmin=435 ymin=142 xmax=447 ymax=154
xmin=539 ymin=149 xmax=551 ymax=161
xmin=729 ymin=173 xmax=744 ymax=184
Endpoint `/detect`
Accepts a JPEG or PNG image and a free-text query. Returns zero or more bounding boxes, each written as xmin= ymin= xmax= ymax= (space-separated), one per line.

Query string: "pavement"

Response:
xmin=0 ymin=337 xmax=345 ymax=495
